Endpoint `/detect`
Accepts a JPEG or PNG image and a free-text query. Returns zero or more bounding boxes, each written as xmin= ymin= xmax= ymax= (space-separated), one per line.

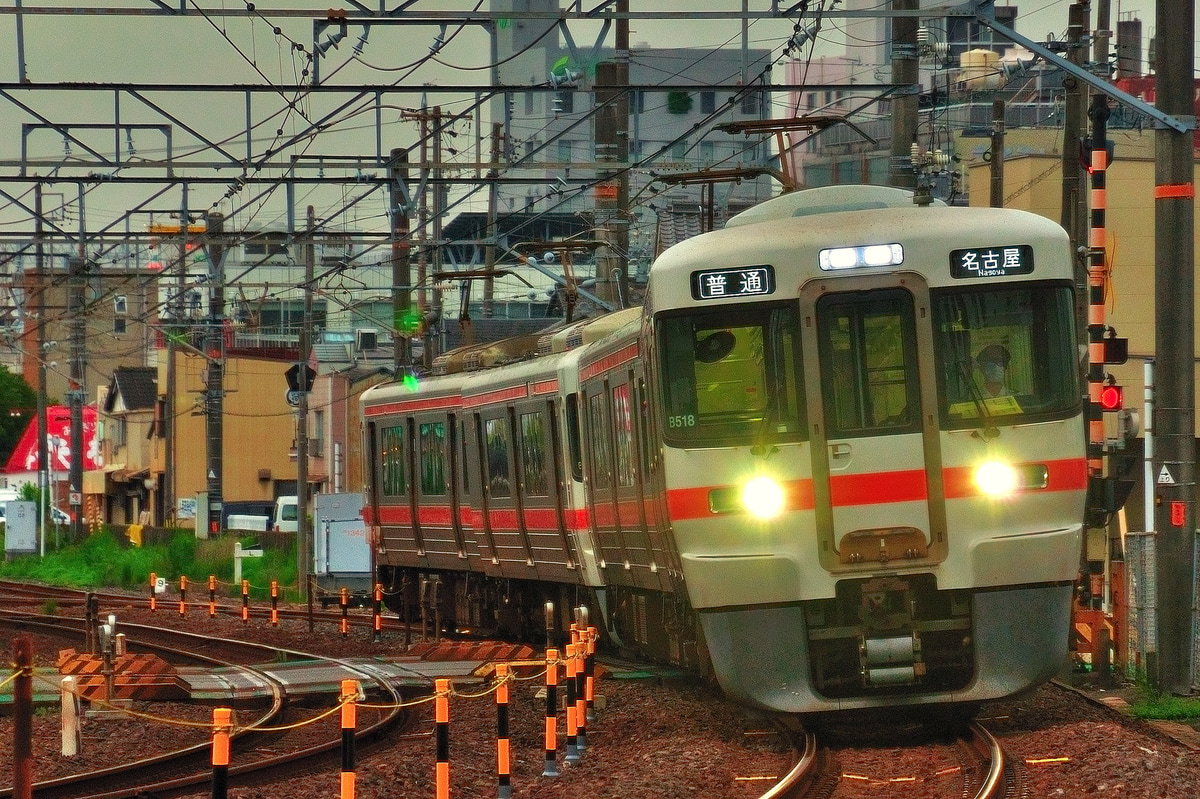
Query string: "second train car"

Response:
xmin=360 ymin=184 xmax=1087 ymax=714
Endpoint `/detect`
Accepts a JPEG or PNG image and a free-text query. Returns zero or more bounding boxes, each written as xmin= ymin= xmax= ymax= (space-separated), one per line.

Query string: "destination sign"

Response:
xmin=949 ymin=245 xmax=1034 ymax=278
xmin=691 ymin=265 xmax=775 ymax=300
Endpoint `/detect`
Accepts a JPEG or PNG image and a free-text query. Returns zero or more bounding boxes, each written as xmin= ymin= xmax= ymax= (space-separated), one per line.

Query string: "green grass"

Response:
xmin=0 ymin=528 xmax=301 ymax=602
xmin=1130 ymin=694 xmax=1200 ymax=721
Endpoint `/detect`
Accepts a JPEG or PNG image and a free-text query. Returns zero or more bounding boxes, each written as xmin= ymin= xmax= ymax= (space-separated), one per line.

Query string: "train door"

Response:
xmin=801 ymin=279 xmax=948 ymax=571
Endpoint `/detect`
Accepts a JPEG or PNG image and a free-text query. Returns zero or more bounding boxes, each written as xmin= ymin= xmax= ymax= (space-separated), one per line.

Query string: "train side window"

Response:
xmin=816 ymin=290 xmax=918 ymax=436
xmin=587 ymin=391 xmax=612 ymax=490
xmin=519 ymin=411 xmax=549 ymax=496
xmin=484 ymin=417 xmax=512 ymax=497
xmin=380 ymin=424 xmax=406 ymax=497
xmin=419 ymin=421 xmax=446 ymax=496
xmin=566 ymin=393 xmax=583 ymax=481
xmin=612 ymin=383 xmax=636 ymax=487
xmin=459 ymin=419 xmax=470 ymax=494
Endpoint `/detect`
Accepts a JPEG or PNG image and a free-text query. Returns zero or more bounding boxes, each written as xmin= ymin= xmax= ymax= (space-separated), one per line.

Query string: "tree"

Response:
xmin=0 ymin=366 xmax=36 ymax=467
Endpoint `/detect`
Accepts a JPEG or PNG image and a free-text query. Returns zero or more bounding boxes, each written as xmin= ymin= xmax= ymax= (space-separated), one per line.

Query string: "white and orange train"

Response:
xmin=360 ymin=185 xmax=1087 ymax=715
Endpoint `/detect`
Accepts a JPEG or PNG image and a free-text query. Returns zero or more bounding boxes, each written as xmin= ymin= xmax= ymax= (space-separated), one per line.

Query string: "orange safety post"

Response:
xmin=585 ymin=626 xmax=598 ymax=723
xmin=178 ymin=575 xmax=188 ymax=616
xmin=270 ymin=580 xmax=279 ymax=627
xmin=208 ymin=575 xmax=217 ymax=618
xmin=564 ymin=642 xmax=580 ymax=763
xmin=575 ymin=638 xmax=587 ymax=751
xmin=340 ymin=587 xmax=350 ymax=637
xmin=241 ymin=579 xmax=250 ymax=623
xmin=435 ymin=678 xmax=450 ymax=799
xmin=148 ymin=572 xmax=157 ymax=611
xmin=211 ymin=707 xmax=233 ymax=799
xmin=340 ymin=679 xmax=359 ymax=799
xmin=542 ymin=647 xmax=559 ymax=777
xmin=495 ymin=663 xmax=512 ymax=799
xmin=372 ymin=583 xmax=383 ymax=642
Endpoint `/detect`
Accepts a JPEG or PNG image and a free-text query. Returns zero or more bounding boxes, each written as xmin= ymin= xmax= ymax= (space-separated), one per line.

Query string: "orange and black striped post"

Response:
xmin=435 ymin=678 xmax=450 ymax=799
xmin=340 ymin=679 xmax=359 ymax=799
xmin=178 ymin=575 xmax=188 ymax=616
xmin=148 ymin=572 xmax=157 ymax=611
xmin=542 ymin=647 xmax=559 ymax=777
xmin=585 ymin=626 xmax=598 ymax=723
xmin=574 ymin=637 xmax=587 ymax=751
xmin=340 ymin=587 xmax=350 ymax=637
xmin=211 ymin=707 xmax=233 ymax=799
xmin=208 ymin=575 xmax=217 ymax=618
xmin=372 ymin=583 xmax=383 ymax=642
xmin=495 ymin=663 xmax=512 ymax=799
xmin=564 ymin=642 xmax=580 ymax=763
xmin=270 ymin=580 xmax=279 ymax=627
xmin=241 ymin=579 xmax=250 ymax=623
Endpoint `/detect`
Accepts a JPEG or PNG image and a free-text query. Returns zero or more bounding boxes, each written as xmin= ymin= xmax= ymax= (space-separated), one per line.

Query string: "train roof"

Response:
xmin=725 ymin=185 xmax=944 ymax=228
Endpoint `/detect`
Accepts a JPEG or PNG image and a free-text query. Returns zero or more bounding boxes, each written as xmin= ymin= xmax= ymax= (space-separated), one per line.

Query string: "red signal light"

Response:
xmin=1098 ymin=384 xmax=1123 ymax=411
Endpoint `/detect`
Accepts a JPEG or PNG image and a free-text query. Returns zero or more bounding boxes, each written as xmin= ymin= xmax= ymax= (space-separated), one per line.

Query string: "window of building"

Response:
xmin=700 ymin=91 xmax=716 ymax=113
xmin=555 ymin=90 xmax=574 ymax=113
xmin=313 ymin=411 xmax=324 ymax=458
xmin=740 ymin=91 xmax=760 ymax=115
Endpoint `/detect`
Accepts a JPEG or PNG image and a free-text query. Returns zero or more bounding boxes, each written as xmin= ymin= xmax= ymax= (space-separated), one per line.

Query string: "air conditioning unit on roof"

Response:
xmin=354 ymin=328 xmax=379 ymax=351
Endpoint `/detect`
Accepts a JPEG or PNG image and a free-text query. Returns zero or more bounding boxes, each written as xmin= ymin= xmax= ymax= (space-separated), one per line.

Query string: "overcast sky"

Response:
xmin=0 ymin=1 xmax=1157 ymax=238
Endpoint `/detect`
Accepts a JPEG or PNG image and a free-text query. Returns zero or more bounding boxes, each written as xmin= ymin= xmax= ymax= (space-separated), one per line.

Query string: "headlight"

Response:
xmin=975 ymin=460 xmax=1018 ymax=496
xmin=743 ymin=476 xmax=785 ymax=519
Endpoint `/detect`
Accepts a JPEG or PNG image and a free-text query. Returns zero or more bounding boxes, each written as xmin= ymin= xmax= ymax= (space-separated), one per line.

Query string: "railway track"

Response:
xmin=0 ymin=591 xmax=411 ymax=799
xmin=778 ymin=719 xmax=1018 ymax=799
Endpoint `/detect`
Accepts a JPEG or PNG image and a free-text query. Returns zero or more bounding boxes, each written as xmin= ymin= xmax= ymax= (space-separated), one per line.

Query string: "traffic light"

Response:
xmin=1102 ymin=328 xmax=1128 ymax=364
xmin=1098 ymin=382 xmax=1123 ymax=411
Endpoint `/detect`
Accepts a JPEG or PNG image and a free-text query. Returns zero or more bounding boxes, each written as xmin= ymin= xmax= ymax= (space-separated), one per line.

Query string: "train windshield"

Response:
xmin=932 ymin=283 xmax=1079 ymax=424
xmin=657 ymin=302 xmax=804 ymax=446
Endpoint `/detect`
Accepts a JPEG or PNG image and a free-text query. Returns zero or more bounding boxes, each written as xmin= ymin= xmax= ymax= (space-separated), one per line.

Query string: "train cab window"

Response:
xmin=380 ymin=425 xmax=407 ymax=497
xmin=817 ymin=291 xmax=919 ymax=436
xmin=933 ymin=285 xmax=1078 ymax=424
xmin=419 ymin=422 xmax=446 ymax=495
xmin=612 ymin=383 xmax=636 ymax=488
xmin=519 ymin=411 xmax=549 ymax=496
xmin=657 ymin=303 xmax=804 ymax=446
xmin=484 ymin=417 xmax=512 ymax=497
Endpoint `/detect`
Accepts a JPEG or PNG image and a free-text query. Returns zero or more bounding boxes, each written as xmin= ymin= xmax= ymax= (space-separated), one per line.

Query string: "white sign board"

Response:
xmin=177 ymin=497 xmax=197 ymax=519
xmin=4 ymin=500 xmax=38 ymax=554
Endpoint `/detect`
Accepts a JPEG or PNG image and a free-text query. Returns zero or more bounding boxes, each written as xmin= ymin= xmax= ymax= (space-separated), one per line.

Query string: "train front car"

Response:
xmin=645 ymin=185 xmax=1086 ymax=714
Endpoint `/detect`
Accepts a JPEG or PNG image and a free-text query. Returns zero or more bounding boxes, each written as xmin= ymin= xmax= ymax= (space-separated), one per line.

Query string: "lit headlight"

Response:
xmin=743 ymin=476 xmax=785 ymax=519
xmin=818 ymin=243 xmax=904 ymax=271
xmin=975 ymin=460 xmax=1018 ymax=496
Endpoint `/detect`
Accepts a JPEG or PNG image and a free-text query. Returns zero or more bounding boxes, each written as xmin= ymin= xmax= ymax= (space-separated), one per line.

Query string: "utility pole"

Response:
xmin=297 ymin=206 xmax=314 ymax=602
xmin=34 ymin=185 xmax=48 ymax=553
xmin=388 ymin=148 xmax=411 ymax=376
xmin=888 ymin=0 xmax=918 ymax=189
xmin=989 ymin=99 xmax=1005 ymax=207
xmin=481 ymin=122 xmax=502 ymax=330
xmin=67 ymin=254 xmax=85 ymax=540
xmin=203 ymin=211 xmax=226 ymax=539
xmin=1152 ymin=0 xmax=1195 ymax=696
xmin=1061 ymin=2 xmax=1089 ymax=254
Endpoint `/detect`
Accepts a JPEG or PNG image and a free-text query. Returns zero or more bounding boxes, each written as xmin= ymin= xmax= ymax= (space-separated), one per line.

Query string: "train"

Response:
xmin=360 ymin=184 xmax=1087 ymax=715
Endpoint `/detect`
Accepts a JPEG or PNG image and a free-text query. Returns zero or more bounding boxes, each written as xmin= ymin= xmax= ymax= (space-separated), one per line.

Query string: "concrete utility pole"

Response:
xmin=482 ymin=122 xmax=502 ymax=326
xmin=297 ymin=205 xmax=314 ymax=602
xmin=1060 ymin=2 xmax=1089 ymax=253
xmin=67 ymin=254 xmax=84 ymax=540
xmin=1152 ymin=0 xmax=1196 ymax=696
xmin=388 ymin=148 xmax=411 ymax=376
xmin=888 ymin=0 xmax=918 ymax=189
xmin=989 ymin=99 xmax=1005 ymax=207
xmin=203 ymin=211 xmax=226 ymax=539
xmin=34 ymin=185 xmax=48 ymax=552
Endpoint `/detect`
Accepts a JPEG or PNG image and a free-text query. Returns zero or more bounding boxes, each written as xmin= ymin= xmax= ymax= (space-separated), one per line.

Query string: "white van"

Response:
xmin=273 ymin=496 xmax=299 ymax=532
